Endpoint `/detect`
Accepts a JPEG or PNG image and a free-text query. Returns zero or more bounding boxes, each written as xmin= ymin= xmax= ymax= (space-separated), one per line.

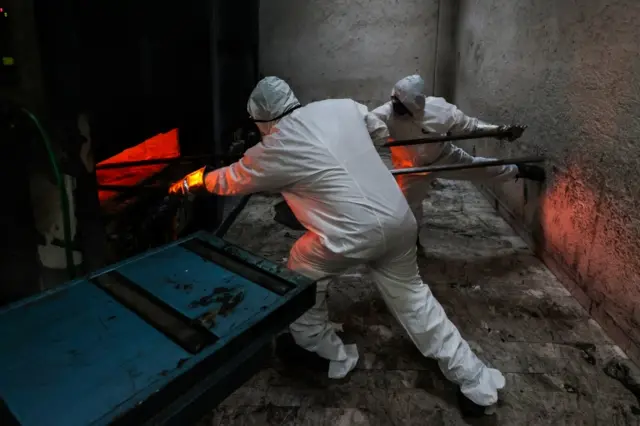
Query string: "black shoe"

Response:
xmin=275 ymin=333 xmax=329 ymax=372
xmin=457 ymin=389 xmax=496 ymax=417
xmin=516 ymin=164 xmax=546 ymax=182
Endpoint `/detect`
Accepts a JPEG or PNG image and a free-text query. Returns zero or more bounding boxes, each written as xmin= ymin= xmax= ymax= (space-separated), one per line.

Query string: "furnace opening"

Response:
xmin=96 ymin=128 xmax=180 ymax=204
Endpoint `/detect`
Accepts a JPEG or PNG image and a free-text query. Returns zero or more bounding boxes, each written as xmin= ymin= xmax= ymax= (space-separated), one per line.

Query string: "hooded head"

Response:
xmin=247 ymin=76 xmax=301 ymax=136
xmin=391 ymin=75 xmax=426 ymax=116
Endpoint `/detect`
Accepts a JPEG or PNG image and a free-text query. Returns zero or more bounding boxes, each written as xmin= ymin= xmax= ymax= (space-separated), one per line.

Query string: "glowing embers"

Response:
xmin=388 ymin=138 xmax=431 ymax=176
xmin=96 ymin=129 xmax=180 ymax=203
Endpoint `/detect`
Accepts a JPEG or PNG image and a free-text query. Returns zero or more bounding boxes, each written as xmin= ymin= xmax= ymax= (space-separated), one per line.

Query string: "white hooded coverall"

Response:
xmin=202 ymin=76 xmax=505 ymax=406
xmin=369 ymin=75 xmax=518 ymax=228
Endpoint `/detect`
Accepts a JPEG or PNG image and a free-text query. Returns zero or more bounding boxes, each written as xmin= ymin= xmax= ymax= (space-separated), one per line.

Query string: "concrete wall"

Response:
xmin=453 ymin=0 xmax=640 ymax=361
xmin=259 ymin=0 xmax=441 ymax=107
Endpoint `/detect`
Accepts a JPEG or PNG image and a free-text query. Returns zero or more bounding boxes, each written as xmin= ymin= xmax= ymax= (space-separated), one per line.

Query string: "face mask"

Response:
xmin=391 ymin=97 xmax=412 ymax=116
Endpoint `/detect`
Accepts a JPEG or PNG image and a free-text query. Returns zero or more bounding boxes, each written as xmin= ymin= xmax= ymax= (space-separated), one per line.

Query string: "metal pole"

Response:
xmin=384 ymin=128 xmax=515 ymax=147
xmin=390 ymin=156 xmax=545 ymax=176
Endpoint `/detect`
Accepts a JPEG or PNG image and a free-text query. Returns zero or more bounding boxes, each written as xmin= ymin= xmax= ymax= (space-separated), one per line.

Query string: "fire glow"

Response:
xmin=387 ymin=138 xmax=431 ymax=176
xmin=96 ymin=129 xmax=180 ymax=203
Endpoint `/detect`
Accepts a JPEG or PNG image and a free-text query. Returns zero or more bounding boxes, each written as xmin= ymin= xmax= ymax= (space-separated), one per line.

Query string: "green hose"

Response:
xmin=19 ymin=108 xmax=76 ymax=279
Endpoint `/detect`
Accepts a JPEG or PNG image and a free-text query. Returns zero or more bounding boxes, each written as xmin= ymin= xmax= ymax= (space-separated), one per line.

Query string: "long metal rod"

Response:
xmin=383 ymin=128 xmax=512 ymax=147
xmin=390 ymin=155 xmax=545 ymax=176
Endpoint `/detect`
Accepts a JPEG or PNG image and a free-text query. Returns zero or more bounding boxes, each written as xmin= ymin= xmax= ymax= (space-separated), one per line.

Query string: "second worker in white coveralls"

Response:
xmin=369 ymin=75 xmax=546 ymax=251
xmin=169 ymin=76 xmax=505 ymax=415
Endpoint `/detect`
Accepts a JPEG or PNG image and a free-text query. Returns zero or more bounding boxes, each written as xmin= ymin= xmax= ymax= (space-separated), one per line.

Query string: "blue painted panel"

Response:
xmin=0 ymin=281 xmax=190 ymax=426
xmin=116 ymin=245 xmax=282 ymax=339
xmin=0 ymin=232 xmax=316 ymax=425
xmin=197 ymin=233 xmax=311 ymax=287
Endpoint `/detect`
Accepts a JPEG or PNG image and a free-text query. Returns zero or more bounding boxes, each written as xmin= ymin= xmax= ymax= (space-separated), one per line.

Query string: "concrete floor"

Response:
xmin=199 ymin=180 xmax=640 ymax=425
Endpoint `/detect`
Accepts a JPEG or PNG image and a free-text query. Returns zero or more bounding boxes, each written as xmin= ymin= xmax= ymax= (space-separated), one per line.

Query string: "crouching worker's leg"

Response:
xmin=284 ymin=232 xmax=359 ymax=379
xmin=369 ymin=238 xmax=504 ymax=415
xmin=396 ymin=173 xmax=431 ymax=256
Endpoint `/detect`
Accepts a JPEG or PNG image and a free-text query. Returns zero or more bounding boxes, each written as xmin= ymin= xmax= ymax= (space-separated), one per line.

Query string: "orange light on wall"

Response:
xmin=96 ymin=129 xmax=180 ymax=204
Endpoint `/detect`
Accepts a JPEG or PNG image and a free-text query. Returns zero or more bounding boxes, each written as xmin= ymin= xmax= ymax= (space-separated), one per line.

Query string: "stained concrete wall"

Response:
xmin=259 ymin=0 xmax=441 ymax=107
xmin=453 ymin=0 xmax=640 ymax=362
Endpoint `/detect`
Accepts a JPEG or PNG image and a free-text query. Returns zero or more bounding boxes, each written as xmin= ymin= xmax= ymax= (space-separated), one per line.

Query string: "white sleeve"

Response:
xmin=425 ymin=97 xmax=480 ymax=133
xmin=356 ymin=102 xmax=391 ymax=148
xmin=204 ymin=142 xmax=296 ymax=196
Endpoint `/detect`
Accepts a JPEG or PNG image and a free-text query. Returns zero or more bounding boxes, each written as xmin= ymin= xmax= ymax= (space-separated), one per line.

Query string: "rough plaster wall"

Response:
xmin=259 ymin=0 xmax=441 ymax=107
xmin=453 ymin=0 xmax=640 ymax=362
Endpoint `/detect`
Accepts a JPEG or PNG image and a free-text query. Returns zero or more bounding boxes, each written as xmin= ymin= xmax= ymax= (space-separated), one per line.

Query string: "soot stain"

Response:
xmin=189 ymin=286 xmax=245 ymax=318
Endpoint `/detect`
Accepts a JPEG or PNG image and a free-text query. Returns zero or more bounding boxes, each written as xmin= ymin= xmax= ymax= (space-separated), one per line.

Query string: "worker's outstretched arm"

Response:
xmin=420 ymin=97 xmax=487 ymax=133
xmin=169 ymin=142 xmax=297 ymax=197
xmin=428 ymin=98 xmax=526 ymax=141
xmin=430 ymin=97 xmax=525 ymax=141
xmin=450 ymin=107 xmax=501 ymax=133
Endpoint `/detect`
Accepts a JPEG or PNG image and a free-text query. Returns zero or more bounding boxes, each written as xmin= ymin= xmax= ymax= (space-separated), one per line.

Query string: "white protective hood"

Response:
xmin=392 ymin=74 xmax=427 ymax=115
xmin=247 ymin=76 xmax=301 ymax=136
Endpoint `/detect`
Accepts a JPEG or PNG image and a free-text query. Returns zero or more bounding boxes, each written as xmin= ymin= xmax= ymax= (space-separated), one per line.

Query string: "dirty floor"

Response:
xmin=198 ymin=180 xmax=640 ymax=425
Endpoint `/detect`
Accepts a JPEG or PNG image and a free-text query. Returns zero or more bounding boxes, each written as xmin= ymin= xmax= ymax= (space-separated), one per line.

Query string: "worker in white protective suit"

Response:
xmin=368 ymin=75 xmax=545 ymax=251
xmin=169 ymin=76 xmax=505 ymax=415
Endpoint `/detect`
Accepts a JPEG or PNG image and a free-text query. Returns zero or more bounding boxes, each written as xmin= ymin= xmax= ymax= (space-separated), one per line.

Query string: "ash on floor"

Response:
xmin=199 ymin=180 xmax=640 ymax=426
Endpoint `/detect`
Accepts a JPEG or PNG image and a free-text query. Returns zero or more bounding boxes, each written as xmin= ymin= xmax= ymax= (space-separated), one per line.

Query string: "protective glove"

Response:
xmin=168 ymin=166 xmax=214 ymax=197
xmin=496 ymin=124 xmax=527 ymax=142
